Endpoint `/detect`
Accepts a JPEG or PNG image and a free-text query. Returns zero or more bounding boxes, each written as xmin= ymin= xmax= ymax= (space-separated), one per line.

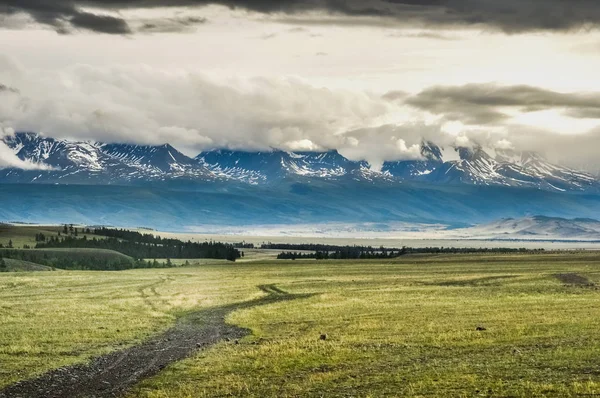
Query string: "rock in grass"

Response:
xmin=476 ymin=326 xmax=487 ymax=331
xmin=319 ymin=334 xmax=328 ymax=341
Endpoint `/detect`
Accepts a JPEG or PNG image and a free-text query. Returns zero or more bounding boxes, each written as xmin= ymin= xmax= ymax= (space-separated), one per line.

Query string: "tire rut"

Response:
xmin=0 ymin=285 xmax=312 ymax=398
xmin=137 ymin=277 xmax=171 ymax=312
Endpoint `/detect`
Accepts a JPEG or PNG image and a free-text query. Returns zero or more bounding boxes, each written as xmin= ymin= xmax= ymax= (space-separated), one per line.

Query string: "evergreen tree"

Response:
xmin=0 ymin=256 xmax=7 ymax=272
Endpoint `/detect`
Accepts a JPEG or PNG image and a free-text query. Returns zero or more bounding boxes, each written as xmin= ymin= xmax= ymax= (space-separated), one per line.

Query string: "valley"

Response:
xmin=4 ymin=4 xmax=600 ymax=397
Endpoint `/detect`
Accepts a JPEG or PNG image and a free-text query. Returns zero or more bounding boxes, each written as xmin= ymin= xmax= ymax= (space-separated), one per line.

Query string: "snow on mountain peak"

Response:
xmin=1 ymin=133 xmax=598 ymax=192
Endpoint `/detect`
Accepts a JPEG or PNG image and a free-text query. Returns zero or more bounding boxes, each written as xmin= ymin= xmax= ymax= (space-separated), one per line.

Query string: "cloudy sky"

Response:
xmin=2 ymin=1 xmax=600 ymax=169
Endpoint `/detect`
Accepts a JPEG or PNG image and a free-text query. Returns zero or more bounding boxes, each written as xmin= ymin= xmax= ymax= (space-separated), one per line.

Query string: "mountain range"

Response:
xmin=2 ymin=132 xmax=600 ymax=231
xmin=1 ymin=132 xmax=597 ymax=192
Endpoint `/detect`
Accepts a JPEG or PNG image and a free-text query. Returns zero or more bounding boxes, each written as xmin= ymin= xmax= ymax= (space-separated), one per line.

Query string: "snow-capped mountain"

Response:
xmin=196 ymin=149 xmax=368 ymax=184
xmin=381 ymin=142 xmax=598 ymax=191
xmin=0 ymin=133 xmax=216 ymax=184
xmin=1 ymin=132 xmax=598 ymax=192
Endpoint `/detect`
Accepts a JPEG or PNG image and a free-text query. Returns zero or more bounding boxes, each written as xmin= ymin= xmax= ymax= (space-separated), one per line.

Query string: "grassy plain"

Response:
xmin=0 ymin=225 xmax=64 ymax=248
xmin=3 ymin=253 xmax=600 ymax=396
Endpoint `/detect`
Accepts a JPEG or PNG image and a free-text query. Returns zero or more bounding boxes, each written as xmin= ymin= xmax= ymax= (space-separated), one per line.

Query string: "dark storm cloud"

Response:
xmin=138 ymin=16 xmax=207 ymax=33
xmin=0 ymin=83 xmax=19 ymax=94
xmin=0 ymin=1 xmax=131 ymax=33
xmin=69 ymin=11 xmax=131 ymax=33
xmin=3 ymin=0 xmax=600 ymax=34
xmin=405 ymin=83 xmax=600 ymax=124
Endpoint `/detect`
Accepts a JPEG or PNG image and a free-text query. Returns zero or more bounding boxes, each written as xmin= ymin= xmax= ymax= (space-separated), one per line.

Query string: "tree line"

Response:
xmin=277 ymin=248 xmax=407 ymax=260
xmin=36 ymin=227 xmax=241 ymax=261
xmin=0 ymin=254 xmax=6 ymax=272
xmin=275 ymin=245 xmax=545 ymax=260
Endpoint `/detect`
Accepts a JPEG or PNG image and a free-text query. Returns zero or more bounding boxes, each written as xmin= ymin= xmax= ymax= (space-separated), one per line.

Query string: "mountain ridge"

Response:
xmin=1 ymin=132 xmax=598 ymax=192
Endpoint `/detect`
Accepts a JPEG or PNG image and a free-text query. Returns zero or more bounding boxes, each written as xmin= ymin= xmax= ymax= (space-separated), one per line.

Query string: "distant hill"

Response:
xmin=2 ymin=182 xmax=600 ymax=231
xmin=465 ymin=216 xmax=600 ymax=240
xmin=3 ymin=258 xmax=54 ymax=272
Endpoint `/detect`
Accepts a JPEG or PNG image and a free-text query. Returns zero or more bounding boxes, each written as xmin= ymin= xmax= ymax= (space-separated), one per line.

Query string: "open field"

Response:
xmin=0 ymin=225 xmax=65 ymax=249
xmin=3 ymin=254 xmax=600 ymax=396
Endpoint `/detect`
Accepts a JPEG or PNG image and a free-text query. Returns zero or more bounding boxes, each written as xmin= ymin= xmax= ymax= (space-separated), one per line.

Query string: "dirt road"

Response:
xmin=0 ymin=285 xmax=310 ymax=398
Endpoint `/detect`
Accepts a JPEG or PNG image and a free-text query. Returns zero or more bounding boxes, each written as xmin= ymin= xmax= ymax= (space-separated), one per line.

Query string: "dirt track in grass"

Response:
xmin=0 ymin=285 xmax=311 ymax=398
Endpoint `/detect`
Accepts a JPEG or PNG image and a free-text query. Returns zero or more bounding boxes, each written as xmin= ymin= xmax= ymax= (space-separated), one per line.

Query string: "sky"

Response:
xmin=2 ymin=1 xmax=600 ymax=170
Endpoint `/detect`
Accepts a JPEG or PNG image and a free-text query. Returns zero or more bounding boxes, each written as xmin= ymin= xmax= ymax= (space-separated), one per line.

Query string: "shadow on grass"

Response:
xmin=554 ymin=273 xmax=596 ymax=287
xmin=0 ymin=285 xmax=314 ymax=398
xmin=422 ymin=275 xmax=519 ymax=287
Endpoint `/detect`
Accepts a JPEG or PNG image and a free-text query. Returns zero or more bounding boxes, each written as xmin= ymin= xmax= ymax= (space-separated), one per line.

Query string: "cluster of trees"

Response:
xmin=233 ymin=242 xmax=255 ymax=249
xmin=264 ymin=243 xmax=396 ymax=252
xmin=400 ymin=247 xmax=545 ymax=254
xmin=277 ymin=252 xmax=314 ymax=260
xmin=277 ymin=248 xmax=406 ymax=260
xmin=0 ymin=255 xmax=6 ymax=272
xmin=270 ymin=244 xmax=406 ymax=260
xmin=61 ymin=224 xmax=91 ymax=237
xmin=94 ymin=227 xmax=167 ymax=243
xmin=38 ymin=228 xmax=241 ymax=261
xmin=276 ymin=244 xmax=546 ymax=260
xmin=34 ymin=233 xmax=50 ymax=242
xmin=0 ymin=240 xmax=14 ymax=249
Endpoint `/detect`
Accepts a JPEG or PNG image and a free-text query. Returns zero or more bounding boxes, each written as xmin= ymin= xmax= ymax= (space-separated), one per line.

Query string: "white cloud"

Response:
xmin=495 ymin=139 xmax=514 ymax=150
xmin=455 ymin=135 xmax=471 ymax=147
xmin=3 ymin=64 xmax=360 ymax=146
xmin=0 ymin=127 xmax=53 ymax=170
xmin=283 ymin=139 xmax=322 ymax=151
xmin=339 ymin=124 xmax=430 ymax=170
xmin=2 ymin=54 xmax=600 ymax=171
xmin=0 ymin=58 xmax=410 ymax=160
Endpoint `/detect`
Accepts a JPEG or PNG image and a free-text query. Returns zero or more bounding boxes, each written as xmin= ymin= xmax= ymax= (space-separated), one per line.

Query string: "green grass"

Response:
xmin=0 ymin=224 xmax=64 ymax=248
xmin=3 ymin=253 xmax=600 ymax=396
xmin=0 ymin=224 xmax=110 ymax=250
